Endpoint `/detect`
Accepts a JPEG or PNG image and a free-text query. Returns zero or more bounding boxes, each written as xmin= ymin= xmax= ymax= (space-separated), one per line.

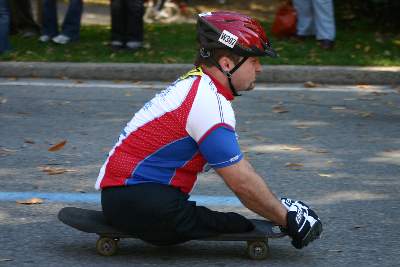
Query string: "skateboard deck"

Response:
xmin=58 ymin=207 xmax=286 ymax=260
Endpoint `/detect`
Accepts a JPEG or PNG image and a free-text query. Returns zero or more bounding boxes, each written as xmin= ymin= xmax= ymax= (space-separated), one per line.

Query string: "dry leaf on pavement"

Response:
xmin=295 ymin=124 xmax=310 ymax=129
xmin=358 ymin=112 xmax=373 ymax=118
xmin=16 ymin=198 xmax=43 ymax=205
xmin=318 ymin=173 xmax=332 ymax=177
xmin=281 ymin=145 xmax=303 ymax=151
xmin=38 ymin=166 xmax=77 ymax=175
xmin=272 ymin=106 xmax=289 ymax=113
xmin=331 ymin=106 xmax=347 ymax=110
xmin=285 ymin=163 xmax=304 ymax=169
xmin=356 ymin=84 xmax=371 ymax=90
xmin=0 ymin=147 xmax=17 ymax=156
xmin=48 ymin=140 xmax=67 ymax=152
xmin=304 ymin=81 xmax=319 ymax=88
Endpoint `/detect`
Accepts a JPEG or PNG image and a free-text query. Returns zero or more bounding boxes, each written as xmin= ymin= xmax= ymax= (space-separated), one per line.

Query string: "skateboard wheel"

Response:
xmin=247 ymin=241 xmax=269 ymax=260
xmin=96 ymin=237 xmax=119 ymax=256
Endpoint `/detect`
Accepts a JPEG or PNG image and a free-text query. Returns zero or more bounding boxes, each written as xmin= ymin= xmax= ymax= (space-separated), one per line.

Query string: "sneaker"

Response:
xmin=39 ymin=35 xmax=51 ymax=42
xmin=110 ymin=40 xmax=124 ymax=50
xmin=125 ymin=41 xmax=142 ymax=51
xmin=52 ymin=34 xmax=71 ymax=45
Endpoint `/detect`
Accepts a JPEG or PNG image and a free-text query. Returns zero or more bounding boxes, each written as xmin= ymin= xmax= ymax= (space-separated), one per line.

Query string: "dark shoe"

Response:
xmin=318 ymin=39 xmax=335 ymax=50
xmin=291 ymin=34 xmax=313 ymax=42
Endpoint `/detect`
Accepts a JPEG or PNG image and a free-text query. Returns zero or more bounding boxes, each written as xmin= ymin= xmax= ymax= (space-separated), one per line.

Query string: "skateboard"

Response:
xmin=58 ymin=207 xmax=286 ymax=260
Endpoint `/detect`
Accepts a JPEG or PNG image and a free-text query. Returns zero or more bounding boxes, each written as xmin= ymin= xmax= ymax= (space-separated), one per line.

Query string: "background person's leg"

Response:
xmin=312 ymin=0 xmax=335 ymax=41
xmin=60 ymin=0 xmax=83 ymax=40
xmin=125 ymin=0 xmax=144 ymax=49
xmin=0 ymin=0 xmax=11 ymax=53
xmin=41 ymin=0 xmax=58 ymax=38
xmin=292 ymin=0 xmax=315 ymax=37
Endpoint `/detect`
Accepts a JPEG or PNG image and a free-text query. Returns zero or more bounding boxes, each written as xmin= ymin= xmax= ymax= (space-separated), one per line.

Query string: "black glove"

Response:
xmin=280 ymin=197 xmax=323 ymax=249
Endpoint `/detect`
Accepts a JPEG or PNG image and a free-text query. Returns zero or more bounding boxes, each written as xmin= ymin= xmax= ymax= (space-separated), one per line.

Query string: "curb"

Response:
xmin=0 ymin=62 xmax=399 ymax=84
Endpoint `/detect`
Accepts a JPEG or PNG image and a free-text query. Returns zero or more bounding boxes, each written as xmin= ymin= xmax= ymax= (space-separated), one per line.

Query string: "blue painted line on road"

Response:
xmin=0 ymin=192 xmax=242 ymax=206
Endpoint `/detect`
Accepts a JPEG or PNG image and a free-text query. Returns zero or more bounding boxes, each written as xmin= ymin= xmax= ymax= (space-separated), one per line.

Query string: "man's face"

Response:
xmin=231 ymin=57 xmax=262 ymax=92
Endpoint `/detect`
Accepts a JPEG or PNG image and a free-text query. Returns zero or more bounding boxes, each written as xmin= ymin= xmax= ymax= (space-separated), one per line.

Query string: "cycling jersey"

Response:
xmin=95 ymin=67 xmax=243 ymax=194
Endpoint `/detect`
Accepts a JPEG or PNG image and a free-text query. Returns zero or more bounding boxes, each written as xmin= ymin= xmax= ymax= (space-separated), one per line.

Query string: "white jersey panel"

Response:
xmin=186 ymin=74 xmax=236 ymax=142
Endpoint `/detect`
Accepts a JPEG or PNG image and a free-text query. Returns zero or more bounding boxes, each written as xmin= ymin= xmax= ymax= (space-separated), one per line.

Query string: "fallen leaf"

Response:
xmin=304 ymin=81 xmax=319 ymax=88
xmin=24 ymin=139 xmax=35 ymax=144
xmin=371 ymin=92 xmax=387 ymax=96
xmin=163 ymin=57 xmax=177 ymax=63
xmin=358 ymin=112 xmax=373 ymax=118
xmin=331 ymin=106 xmax=347 ymax=110
xmin=295 ymin=124 xmax=310 ymax=129
xmin=281 ymin=145 xmax=303 ymax=151
xmin=125 ymin=92 xmax=133 ymax=97
xmin=285 ymin=163 xmax=304 ymax=169
xmin=38 ymin=166 xmax=77 ymax=175
xmin=75 ymin=189 xmax=86 ymax=193
xmin=74 ymin=80 xmax=83 ymax=84
xmin=364 ymin=46 xmax=371 ymax=52
xmin=16 ymin=197 xmax=43 ymax=205
xmin=357 ymin=84 xmax=371 ymax=89
xmin=7 ymin=77 xmax=17 ymax=81
xmin=272 ymin=106 xmax=289 ymax=113
xmin=313 ymin=149 xmax=329 ymax=154
xmin=318 ymin=173 xmax=332 ymax=177
xmin=48 ymin=140 xmax=67 ymax=152
xmin=132 ymin=81 xmax=142 ymax=85
xmin=0 ymin=147 xmax=17 ymax=156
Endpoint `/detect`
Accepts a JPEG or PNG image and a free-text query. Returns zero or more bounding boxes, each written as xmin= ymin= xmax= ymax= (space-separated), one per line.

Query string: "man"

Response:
xmin=96 ymin=11 xmax=322 ymax=249
xmin=292 ymin=0 xmax=336 ymax=49
xmin=110 ymin=0 xmax=144 ymax=50
xmin=39 ymin=0 xmax=83 ymax=44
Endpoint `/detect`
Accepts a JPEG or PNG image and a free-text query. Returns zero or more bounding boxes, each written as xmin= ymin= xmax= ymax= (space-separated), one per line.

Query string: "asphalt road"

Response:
xmin=0 ymin=78 xmax=399 ymax=266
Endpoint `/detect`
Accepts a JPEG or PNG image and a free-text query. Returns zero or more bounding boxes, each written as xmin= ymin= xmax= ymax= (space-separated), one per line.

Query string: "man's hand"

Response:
xmin=280 ymin=197 xmax=323 ymax=249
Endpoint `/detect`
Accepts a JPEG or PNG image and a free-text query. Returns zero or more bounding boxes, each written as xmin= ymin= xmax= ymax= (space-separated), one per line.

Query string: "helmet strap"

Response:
xmin=209 ymin=53 xmax=248 ymax=97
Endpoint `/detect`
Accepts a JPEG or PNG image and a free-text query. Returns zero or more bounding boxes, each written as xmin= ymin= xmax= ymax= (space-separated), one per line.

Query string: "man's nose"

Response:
xmin=256 ymin=61 xmax=262 ymax=73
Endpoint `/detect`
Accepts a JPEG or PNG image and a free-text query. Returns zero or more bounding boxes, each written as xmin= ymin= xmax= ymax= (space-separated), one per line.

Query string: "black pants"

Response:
xmin=101 ymin=183 xmax=254 ymax=245
xmin=110 ymin=0 xmax=144 ymax=42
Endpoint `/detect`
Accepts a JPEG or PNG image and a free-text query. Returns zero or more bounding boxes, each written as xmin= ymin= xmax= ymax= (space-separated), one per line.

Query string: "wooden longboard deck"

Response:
xmin=58 ymin=207 xmax=286 ymax=241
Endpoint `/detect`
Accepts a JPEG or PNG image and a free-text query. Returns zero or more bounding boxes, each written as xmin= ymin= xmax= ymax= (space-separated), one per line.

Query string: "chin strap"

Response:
xmin=200 ymin=48 xmax=248 ymax=97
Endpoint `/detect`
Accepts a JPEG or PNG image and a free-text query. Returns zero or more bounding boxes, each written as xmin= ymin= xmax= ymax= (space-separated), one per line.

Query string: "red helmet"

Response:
xmin=197 ymin=11 xmax=277 ymax=58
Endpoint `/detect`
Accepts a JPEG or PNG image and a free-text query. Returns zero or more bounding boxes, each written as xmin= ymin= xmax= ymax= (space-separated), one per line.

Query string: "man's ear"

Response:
xmin=218 ymin=56 xmax=233 ymax=72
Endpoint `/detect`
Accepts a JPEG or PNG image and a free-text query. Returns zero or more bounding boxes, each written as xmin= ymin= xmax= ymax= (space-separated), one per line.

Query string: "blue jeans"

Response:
xmin=0 ymin=0 xmax=11 ymax=53
xmin=292 ymin=0 xmax=336 ymax=41
xmin=42 ymin=0 xmax=83 ymax=40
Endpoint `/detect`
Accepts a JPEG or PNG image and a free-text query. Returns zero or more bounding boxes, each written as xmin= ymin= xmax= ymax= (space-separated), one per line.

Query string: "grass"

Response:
xmin=1 ymin=20 xmax=400 ymax=66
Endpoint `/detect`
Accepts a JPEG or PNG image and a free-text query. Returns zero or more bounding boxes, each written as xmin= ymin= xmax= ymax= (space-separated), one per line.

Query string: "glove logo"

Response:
xmin=295 ymin=208 xmax=304 ymax=225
